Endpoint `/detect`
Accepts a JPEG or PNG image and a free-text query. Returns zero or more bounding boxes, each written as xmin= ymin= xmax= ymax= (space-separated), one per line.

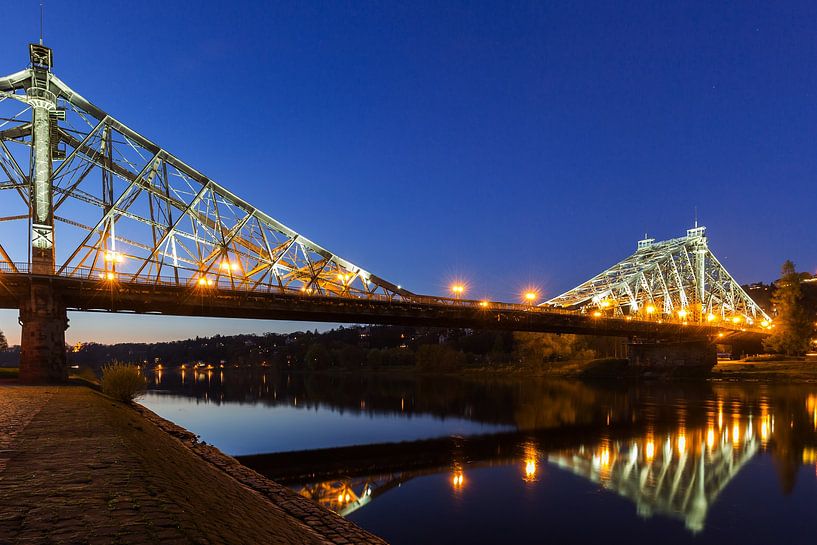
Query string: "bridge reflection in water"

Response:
xmin=254 ymin=390 xmax=814 ymax=534
xmin=291 ymin=415 xmax=768 ymax=532
xmin=145 ymin=369 xmax=817 ymax=534
xmin=547 ymin=415 xmax=764 ymax=532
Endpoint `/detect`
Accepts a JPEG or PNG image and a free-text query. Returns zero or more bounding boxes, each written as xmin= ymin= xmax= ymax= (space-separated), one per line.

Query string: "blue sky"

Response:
xmin=1 ymin=1 xmax=815 ymax=344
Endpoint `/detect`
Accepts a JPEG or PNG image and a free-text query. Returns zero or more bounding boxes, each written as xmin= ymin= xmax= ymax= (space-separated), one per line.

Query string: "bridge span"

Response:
xmin=0 ymin=44 xmax=769 ymax=381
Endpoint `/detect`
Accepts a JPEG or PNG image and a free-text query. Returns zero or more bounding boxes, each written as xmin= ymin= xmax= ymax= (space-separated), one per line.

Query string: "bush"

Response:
xmin=415 ymin=345 xmax=467 ymax=372
xmin=101 ymin=363 xmax=147 ymax=403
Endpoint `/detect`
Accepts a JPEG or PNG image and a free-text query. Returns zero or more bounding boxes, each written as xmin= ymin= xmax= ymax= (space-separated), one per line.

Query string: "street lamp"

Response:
xmin=523 ymin=291 xmax=538 ymax=306
xmin=450 ymin=284 xmax=465 ymax=299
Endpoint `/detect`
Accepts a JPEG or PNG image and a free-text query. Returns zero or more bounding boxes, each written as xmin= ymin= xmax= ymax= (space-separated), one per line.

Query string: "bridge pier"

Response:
xmin=627 ymin=339 xmax=716 ymax=376
xmin=19 ymin=281 xmax=69 ymax=383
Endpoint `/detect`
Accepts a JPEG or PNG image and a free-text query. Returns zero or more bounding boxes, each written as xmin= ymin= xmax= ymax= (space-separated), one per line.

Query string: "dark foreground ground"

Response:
xmin=0 ymin=385 xmax=384 ymax=545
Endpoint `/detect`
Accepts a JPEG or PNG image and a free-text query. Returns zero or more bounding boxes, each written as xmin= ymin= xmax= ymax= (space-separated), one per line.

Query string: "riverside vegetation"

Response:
xmin=101 ymin=362 xmax=148 ymax=402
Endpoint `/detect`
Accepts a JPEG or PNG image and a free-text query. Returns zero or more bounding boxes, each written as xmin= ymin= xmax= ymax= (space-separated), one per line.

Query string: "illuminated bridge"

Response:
xmin=0 ymin=44 xmax=769 ymax=381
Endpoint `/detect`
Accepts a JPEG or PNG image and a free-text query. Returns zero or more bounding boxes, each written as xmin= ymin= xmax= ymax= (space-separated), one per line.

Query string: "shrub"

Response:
xmin=415 ymin=344 xmax=467 ymax=372
xmin=101 ymin=363 xmax=147 ymax=403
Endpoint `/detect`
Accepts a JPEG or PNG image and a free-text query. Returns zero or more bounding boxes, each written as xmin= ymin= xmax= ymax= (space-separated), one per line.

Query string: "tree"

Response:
xmin=415 ymin=344 xmax=467 ymax=371
xmin=304 ymin=342 xmax=333 ymax=370
xmin=512 ymin=332 xmax=595 ymax=369
xmin=763 ymin=260 xmax=814 ymax=356
xmin=0 ymin=330 xmax=7 ymax=351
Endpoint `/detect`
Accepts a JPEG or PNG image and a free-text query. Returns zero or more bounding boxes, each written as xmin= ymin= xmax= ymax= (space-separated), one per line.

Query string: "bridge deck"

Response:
xmin=0 ymin=272 xmax=762 ymax=339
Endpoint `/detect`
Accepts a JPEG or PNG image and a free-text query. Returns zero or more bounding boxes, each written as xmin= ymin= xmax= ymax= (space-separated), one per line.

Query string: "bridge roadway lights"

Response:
xmin=627 ymin=339 xmax=717 ymax=375
xmin=18 ymin=280 xmax=69 ymax=383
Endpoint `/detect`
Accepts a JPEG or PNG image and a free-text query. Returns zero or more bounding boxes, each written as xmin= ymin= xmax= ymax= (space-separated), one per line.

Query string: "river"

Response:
xmin=140 ymin=367 xmax=817 ymax=544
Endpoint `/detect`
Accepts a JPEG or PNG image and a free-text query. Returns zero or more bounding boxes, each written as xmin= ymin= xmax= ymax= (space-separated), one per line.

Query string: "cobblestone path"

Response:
xmin=0 ymin=386 xmax=384 ymax=545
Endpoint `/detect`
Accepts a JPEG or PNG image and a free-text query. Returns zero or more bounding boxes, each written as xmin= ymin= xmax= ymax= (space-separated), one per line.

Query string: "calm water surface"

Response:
xmin=141 ymin=368 xmax=817 ymax=544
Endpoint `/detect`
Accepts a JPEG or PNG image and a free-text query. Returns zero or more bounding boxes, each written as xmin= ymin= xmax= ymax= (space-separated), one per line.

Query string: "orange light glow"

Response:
xmin=524 ymin=291 xmax=538 ymax=302
xmin=451 ymin=472 xmax=465 ymax=488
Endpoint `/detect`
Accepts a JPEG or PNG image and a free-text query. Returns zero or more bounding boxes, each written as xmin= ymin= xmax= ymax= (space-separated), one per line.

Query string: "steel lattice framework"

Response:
xmin=0 ymin=46 xmax=409 ymax=300
xmin=544 ymin=227 xmax=771 ymax=325
xmin=0 ymin=44 xmax=771 ymax=337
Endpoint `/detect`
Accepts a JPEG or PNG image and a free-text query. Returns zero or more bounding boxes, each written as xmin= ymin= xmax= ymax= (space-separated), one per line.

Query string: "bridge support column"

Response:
xmin=627 ymin=339 xmax=716 ymax=376
xmin=19 ymin=281 xmax=69 ymax=383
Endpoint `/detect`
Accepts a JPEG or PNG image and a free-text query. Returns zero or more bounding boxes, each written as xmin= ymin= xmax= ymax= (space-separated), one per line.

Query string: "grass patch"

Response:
xmin=0 ymin=367 xmax=19 ymax=379
xmin=101 ymin=363 xmax=147 ymax=403
xmin=743 ymin=354 xmax=804 ymax=362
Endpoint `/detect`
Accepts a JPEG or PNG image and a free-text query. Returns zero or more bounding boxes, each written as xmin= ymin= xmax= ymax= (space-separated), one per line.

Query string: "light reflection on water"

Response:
xmin=141 ymin=368 xmax=817 ymax=544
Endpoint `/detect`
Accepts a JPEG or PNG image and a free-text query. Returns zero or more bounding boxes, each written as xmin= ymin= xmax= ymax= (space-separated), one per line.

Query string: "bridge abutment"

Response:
xmin=19 ymin=281 xmax=69 ymax=383
xmin=628 ymin=339 xmax=716 ymax=376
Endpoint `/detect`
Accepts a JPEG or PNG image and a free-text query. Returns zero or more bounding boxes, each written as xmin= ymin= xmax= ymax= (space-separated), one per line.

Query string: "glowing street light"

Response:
xmin=646 ymin=305 xmax=656 ymax=315
xmin=677 ymin=309 xmax=688 ymax=320
xmin=103 ymin=251 xmax=124 ymax=263
xmin=450 ymin=284 xmax=465 ymax=298
xmin=645 ymin=440 xmax=655 ymax=461
xmin=220 ymin=260 xmax=241 ymax=273
xmin=523 ymin=291 xmax=539 ymax=306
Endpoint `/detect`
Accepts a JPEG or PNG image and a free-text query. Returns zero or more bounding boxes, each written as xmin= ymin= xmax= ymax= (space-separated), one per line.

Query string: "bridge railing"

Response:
xmin=0 ymin=261 xmax=764 ymax=332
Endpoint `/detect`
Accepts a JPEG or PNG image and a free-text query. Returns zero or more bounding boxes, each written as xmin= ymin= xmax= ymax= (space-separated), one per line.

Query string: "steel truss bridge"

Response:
xmin=0 ymin=44 xmax=769 ymax=380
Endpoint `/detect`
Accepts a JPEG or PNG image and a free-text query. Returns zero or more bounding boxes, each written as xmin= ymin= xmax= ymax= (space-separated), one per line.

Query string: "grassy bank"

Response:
xmin=712 ymin=358 xmax=817 ymax=381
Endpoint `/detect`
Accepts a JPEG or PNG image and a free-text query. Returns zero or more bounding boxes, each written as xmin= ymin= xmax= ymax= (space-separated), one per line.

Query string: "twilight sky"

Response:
xmin=1 ymin=1 xmax=815 ymax=345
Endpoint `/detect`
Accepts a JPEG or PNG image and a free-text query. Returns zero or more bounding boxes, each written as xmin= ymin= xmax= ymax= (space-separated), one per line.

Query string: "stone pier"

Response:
xmin=628 ymin=339 xmax=716 ymax=375
xmin=18 ymin=281 xmax=69 ymax=383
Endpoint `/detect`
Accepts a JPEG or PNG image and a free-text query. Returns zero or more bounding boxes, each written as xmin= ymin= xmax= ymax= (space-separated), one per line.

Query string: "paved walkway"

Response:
xmin=0 ymin=386 xmax=385 ymax=544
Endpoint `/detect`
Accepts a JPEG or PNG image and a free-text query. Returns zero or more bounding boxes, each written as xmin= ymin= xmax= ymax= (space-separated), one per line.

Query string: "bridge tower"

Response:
xmin=18 ymin=44 xmax=68 ymax=383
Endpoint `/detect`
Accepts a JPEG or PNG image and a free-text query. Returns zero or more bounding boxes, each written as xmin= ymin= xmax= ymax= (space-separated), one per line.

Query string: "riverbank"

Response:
xmin=0 ymin=384 xmax=385 ymax=544
xmin=712 ymin=358 xmax=817 ymax=381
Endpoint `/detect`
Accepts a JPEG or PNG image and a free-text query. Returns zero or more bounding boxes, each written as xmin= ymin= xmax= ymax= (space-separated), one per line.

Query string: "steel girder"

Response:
xmin=544 ymin=227 xmax=771 ymax=324
xmin=0 ymin=64 xmax=410 ymax=300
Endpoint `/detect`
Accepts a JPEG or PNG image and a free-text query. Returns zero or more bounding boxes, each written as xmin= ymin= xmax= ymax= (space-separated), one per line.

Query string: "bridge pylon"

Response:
xmin=19 ymin=279 xmax=69 ymax=382
xmin=0 ymin=44 xmax=67 ymax=382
